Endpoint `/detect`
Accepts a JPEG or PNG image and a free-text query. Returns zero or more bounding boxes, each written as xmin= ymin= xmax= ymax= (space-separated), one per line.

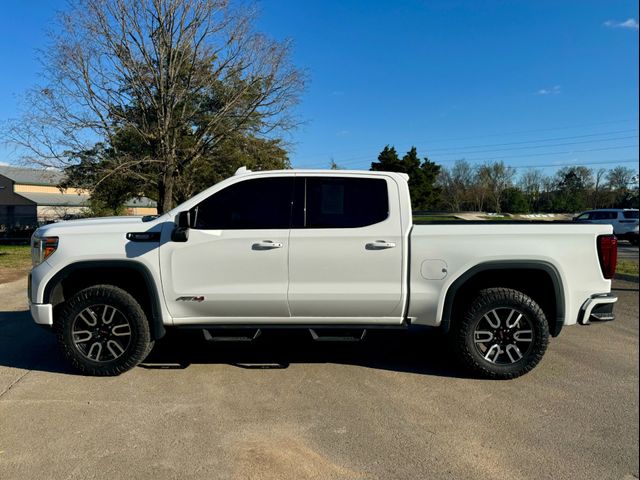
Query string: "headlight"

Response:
xmin=31 ymin=236 xmax=59 ymax=266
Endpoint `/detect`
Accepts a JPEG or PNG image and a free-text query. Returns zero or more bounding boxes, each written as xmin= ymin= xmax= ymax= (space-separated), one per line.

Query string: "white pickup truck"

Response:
xmin=28 ymin=168 xmax=619 ymax=378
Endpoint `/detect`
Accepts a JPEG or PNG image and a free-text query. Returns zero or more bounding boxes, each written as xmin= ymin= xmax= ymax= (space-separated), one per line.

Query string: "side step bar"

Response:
xmin=200 ymin=327 xmax=370 ymax=343
xmin=309 ymin=328 xmax=367 ymax=342
xmin=202 ymin=328 xmax=262 ymax=342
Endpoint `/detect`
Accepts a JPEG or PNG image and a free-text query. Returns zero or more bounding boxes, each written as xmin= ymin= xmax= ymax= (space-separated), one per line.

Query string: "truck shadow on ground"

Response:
xmin=143 ymin=328 xmax=471 ymax=378
xmin=0 ymin=309 xmax=471 ymax=378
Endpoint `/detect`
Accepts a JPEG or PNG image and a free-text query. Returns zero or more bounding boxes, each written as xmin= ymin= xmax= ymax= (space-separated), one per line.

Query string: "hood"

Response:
xmin=34 ymin=216 xmax=154 ymax=237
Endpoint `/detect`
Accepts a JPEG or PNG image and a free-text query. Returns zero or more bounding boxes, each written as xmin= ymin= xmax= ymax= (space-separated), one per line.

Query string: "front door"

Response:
xmin=287 ymin=175 xmax=405 ymax=322
xmin=160 ymin=176 xmax=294 ymax=322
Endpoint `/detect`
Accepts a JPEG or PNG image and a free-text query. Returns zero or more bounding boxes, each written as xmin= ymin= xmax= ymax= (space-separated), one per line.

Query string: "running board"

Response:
xmin=309 ymin=328 xmax=367 ymax=342
xmin=202 ymin=328 xmax=262 ymax=342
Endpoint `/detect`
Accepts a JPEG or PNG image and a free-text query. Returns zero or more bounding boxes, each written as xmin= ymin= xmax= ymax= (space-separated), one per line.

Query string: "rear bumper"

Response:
xmin=578 ymin=294 xmax=617 ymax=325
xmin=29 ymin=302 xmax=53 ymax=326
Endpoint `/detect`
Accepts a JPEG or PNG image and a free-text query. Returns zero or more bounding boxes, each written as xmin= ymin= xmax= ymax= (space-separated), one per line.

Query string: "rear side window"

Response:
xmin=302 ymin=177 xmax=389 ymax=228
xmin=192 ymin=177 xmax=293 ymax=229
xmin=623 ymin=211 xmax=639 ymax=219
xmin=592 ymin=211 xmax=617 ymax=220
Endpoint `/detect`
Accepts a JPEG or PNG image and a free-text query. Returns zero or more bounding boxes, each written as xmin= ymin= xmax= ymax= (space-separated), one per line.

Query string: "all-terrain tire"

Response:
xmin=54 ymin=285 xmax=153 ymax=376
xmin=452 ymin=287 xmax=549 ymax=379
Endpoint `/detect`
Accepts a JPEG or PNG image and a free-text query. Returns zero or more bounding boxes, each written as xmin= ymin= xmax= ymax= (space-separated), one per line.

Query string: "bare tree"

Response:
xmin=437 ymin=159 xmax=473 ymax=211
xmin=5 ymin=0 xmax=304 ymax=212
xmin=477 ymin=161 xmax=515 ymax=213
xmin=519 ymin=168 xmax=544 ymax=212
xmin=606 ymin=166 xmax=636 ymax=191
xmin=606 ymin=166 xmax=637 ymax=208
xmin=467 ymin=166 xmax=487 ymax=212
xmin=592 ymin=168 xmax=607 ymax=209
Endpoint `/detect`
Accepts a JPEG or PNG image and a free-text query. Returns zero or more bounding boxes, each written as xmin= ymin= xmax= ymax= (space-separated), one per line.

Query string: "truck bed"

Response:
xmin=407 ymin=222 xmax=613 ymax=329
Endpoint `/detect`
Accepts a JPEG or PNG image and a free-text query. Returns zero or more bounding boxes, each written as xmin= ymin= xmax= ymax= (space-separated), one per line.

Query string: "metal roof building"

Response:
xmin=0 ymin=166 xmax=156 ymax=227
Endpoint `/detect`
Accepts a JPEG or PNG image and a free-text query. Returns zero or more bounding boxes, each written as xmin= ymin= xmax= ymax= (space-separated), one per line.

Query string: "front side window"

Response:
xmin=191 ymin=177 xmax=293 ymax=229
xmin=623 ymin=210 xmax=639 ymax=219
xmin=302 ymin=177 xmax=389 ymax=228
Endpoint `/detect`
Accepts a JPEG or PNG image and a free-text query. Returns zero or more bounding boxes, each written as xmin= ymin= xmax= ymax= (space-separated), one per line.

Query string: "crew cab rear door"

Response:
xmin=159 ymin=175 xmax=293 ymax=322
xmin=287 ymin=174 xmax=405 ymax=322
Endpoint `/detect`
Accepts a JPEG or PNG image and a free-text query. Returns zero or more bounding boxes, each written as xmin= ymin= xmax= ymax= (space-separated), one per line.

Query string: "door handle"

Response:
xmin=366 ymin=240 xmax=396 ymax=250
xmin=252 ymin=240 xmax=283 ymax=250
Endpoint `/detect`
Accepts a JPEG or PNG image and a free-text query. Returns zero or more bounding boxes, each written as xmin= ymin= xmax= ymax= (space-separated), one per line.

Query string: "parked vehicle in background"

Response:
xmin=573 ymin=209 xmax=639 ymax=245
xmin=28 ymin=168 xmax=619 ymax=379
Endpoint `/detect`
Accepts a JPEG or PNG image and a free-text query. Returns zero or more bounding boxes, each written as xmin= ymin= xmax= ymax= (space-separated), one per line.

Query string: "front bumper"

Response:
xmin=578 ymin=294 xmax=617 ymax=325
xmin=29 ymin=302 xmax=54 ymax=326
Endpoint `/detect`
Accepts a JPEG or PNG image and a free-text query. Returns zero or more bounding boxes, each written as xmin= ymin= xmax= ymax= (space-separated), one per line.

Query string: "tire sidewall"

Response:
xmin=458 ymin=288 xmax=549 ymax=378
xmin=56 ymin=285 xmax=152 ymax=375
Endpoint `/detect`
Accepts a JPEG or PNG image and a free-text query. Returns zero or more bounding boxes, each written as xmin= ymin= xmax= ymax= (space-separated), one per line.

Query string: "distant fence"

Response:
xmin=0 ymin=224 xmax=36 ymax=245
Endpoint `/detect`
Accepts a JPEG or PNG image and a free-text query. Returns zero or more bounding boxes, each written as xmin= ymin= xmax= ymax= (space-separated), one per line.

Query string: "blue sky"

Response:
xmin=1 ymin=0 xmax=638 ymax=176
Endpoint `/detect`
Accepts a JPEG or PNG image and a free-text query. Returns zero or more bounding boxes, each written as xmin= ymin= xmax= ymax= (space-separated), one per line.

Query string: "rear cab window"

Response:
xmin=294 ymin=177 xmax=390 ymax=228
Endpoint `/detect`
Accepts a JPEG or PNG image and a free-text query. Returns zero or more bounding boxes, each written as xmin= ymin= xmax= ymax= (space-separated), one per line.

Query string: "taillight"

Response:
xmin=597 ymin=235 xmax=617 ymax=280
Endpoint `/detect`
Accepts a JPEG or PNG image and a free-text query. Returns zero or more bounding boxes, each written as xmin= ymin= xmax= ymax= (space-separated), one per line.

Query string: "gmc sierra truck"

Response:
xmin=28 ymin=168 xmax=619 ymax=378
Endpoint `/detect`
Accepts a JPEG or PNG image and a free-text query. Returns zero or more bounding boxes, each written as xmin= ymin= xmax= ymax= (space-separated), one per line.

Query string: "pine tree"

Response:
xmin=370 ymin=145 xmax=403 ymax=171
xmin=370 ymin=145 xmax=441 ymax=210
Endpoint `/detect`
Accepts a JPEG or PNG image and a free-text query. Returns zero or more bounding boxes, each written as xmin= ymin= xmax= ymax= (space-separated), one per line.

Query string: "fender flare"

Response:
xmin=43 ymin=260 xmax=166 ymax=339
xmin=440 ymin=260 xmax=565 ymax=337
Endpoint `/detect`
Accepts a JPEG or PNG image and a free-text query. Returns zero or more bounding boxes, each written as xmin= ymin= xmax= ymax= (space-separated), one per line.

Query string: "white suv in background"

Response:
xmin=574 ymin=209 xmax=639 ymax=245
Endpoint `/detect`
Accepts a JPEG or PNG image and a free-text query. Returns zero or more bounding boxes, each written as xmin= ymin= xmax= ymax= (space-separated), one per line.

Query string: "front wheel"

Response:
xmin=55 ymin=285 xmax=153 ymax=376
xmin=452 ymin=287 xmax=549 ymax=379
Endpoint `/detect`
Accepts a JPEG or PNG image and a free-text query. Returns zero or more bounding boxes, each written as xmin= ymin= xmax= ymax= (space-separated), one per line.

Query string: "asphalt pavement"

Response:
xmin=0 ymin=277 xmax=638 ymax=480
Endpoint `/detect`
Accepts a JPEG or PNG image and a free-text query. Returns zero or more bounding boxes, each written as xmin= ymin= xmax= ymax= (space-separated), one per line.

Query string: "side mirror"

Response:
xmin=177 ymin=211 xmax=190 ymax=228
xmin=171 ymin=211 xmax=190 ymax=242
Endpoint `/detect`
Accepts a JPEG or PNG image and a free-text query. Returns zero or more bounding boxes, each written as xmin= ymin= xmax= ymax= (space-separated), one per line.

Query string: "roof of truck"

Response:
xmin=233 ymin=166 xmax=410 ymax=181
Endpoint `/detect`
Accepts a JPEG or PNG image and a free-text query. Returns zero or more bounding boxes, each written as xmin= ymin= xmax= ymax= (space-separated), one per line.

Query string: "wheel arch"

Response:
xmin=441 ymin=261 xmax=565 ymax=337
xmin=43 ymin=260 xmax=166 ymax=340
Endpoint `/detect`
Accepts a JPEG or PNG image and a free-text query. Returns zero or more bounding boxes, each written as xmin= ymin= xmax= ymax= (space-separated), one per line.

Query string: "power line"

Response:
xmin=424 ymin=129 xmax=638 ymax=153
xmin=293 ymin=159 xmax=639 ymax=176
xmin=509 ymin=158 xmax=639 ymax=170
xmin=295 ymin=131 xmax=638 ymax=167
xmin=319 ymin=143 xmax=638 ymax=168
xmin=436 ymin=144 xmax=639 ymax=163
xmin=398 ymin=118 xmax=639 ymax=145
xmin=293 ymin=118 xmax=638 ymax=164
xmin=428 ymin=135 xmax=638 ymax=157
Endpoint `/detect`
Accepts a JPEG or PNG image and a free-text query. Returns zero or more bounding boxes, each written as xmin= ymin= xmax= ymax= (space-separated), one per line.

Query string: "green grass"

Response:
xmin=0 ymin=245 xmax=32 ymax=270
xmin=617 ymin=260 xmax=639 ymax=277
xmin=478 ymin=215 xmax=513 ymax=221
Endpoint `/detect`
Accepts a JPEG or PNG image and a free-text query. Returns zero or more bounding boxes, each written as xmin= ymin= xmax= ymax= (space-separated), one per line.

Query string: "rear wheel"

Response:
xmin=452 ymin=287 xmax=549 ymax=379
xmin=55 ymin=285 xmax=153 ymax=376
